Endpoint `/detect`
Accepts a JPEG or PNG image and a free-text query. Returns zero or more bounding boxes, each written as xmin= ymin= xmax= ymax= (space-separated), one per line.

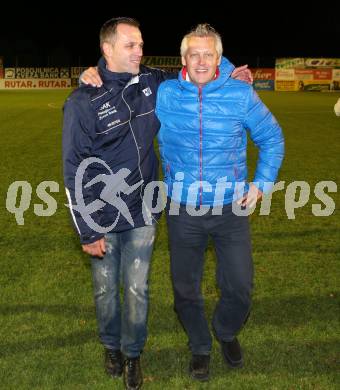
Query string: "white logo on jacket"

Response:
xmin=98 ymin=104 xmax=117 ymax=121
xmin=142 ymin=87 xmax=152 ymax=97
xmin=99 ymin=102 xmax=111 ymax=111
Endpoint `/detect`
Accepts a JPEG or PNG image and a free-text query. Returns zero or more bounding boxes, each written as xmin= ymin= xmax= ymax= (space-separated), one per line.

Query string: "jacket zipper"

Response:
xmin=199 ymin=87 xmax=203 ymax=206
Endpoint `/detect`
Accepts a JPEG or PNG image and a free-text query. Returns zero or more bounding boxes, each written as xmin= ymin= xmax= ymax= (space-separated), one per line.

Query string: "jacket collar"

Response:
xmin=97 ymin=57 xmax=139 ymax=91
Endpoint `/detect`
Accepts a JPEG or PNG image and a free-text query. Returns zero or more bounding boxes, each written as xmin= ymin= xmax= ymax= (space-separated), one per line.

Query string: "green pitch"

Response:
xmin=0 ymin=89 xmax=339 ymax=389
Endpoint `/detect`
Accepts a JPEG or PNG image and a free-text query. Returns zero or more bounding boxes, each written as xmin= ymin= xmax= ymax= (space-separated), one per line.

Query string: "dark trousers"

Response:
xmin=166 ymin=202 xmax=253 ymax=354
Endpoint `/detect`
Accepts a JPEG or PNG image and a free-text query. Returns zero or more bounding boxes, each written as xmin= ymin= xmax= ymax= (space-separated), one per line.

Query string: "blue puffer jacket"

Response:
xmin=156 ymin=57 xmax=284 ymax=206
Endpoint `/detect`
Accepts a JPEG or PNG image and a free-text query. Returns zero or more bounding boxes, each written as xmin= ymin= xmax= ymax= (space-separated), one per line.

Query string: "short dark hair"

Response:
xmin=100 ymin=17 xmax=140 ymax=52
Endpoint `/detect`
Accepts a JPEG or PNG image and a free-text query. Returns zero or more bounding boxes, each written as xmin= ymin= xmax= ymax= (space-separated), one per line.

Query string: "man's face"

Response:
xmin=182 ymin=36 xmax=221 ymax=87
xmin=104 ymin=23 xmax=143 ymax=74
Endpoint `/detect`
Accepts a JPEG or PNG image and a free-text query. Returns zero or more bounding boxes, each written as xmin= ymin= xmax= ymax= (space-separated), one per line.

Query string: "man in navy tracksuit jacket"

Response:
xmin=63 ymin=17 xmax=253 ymax=389
xmin=62 ymin=18 xmax=173 ymax=389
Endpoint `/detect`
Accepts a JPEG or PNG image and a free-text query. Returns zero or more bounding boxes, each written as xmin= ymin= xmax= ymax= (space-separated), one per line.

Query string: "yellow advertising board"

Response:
xmin=0 ymin=79 xmax=71 ymax=89
xmin=275 ymin=80 xmax=298 ymax=91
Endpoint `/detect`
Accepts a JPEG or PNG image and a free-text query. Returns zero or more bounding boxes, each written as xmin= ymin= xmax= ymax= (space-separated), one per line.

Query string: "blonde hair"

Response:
xmin=180 ymin=23 xmax=223 ymax=57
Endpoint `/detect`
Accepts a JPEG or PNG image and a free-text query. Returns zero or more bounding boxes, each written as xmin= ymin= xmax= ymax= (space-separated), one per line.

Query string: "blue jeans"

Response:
xmin=91 ymin=225 xmax=156 ymax=358
xmin=166 ymin=203 xmax=253 ymax=355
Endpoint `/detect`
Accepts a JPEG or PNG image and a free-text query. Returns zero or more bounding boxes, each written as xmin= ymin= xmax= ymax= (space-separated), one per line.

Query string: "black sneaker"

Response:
xmin=104 ymin=348 xmax=123 ymax=378
xmin=220 ymin=337 xmax=243 ymax=368
xmin=123 ymin=356 xmax=143 ymax=390
xmin=189 ymin=354 xmax=210 ymax=381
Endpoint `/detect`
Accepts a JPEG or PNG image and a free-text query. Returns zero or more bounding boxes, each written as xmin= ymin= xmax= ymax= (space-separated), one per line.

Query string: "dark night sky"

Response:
xmin=1 ymin=6 xmax=339 ymax=67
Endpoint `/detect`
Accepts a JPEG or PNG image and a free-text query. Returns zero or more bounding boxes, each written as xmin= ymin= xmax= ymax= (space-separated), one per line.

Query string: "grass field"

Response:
xmin=0 ymin=89 xmax=339 ymax=389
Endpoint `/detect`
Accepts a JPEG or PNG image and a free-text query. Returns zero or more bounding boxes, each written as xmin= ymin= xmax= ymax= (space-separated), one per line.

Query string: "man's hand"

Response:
xmin=237 ymin=183 xmax=263 ymax=209
xmin=82 ymin=237 xmax=106 ymax=258
xmin=80 ymin=66 xmax=103 ymax=87
xmin=231 ymin=65 xmax=253 ymax=85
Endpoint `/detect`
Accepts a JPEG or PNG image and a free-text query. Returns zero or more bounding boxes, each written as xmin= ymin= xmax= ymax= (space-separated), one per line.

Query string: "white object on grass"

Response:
xmin=334 ymin=98 xmax=340 ymax=117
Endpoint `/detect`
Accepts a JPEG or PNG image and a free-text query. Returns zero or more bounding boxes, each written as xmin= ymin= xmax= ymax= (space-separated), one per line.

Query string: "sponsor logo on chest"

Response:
xmin=97 ymin=101 xmax=118 ymax=121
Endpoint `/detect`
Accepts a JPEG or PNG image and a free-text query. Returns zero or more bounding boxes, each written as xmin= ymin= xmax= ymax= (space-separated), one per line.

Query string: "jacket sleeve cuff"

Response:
xmin=80 ymin=232 xmax=105 ymax=245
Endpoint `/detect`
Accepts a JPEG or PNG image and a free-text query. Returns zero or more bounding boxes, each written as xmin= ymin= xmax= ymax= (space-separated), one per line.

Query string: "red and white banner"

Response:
xmin=313 ymin=69 xmax=332 ymax=80
xmin=251 ymin=68 xmax=275 ymax=80
xmin=294 ymin=69 xmax=314 ymax=80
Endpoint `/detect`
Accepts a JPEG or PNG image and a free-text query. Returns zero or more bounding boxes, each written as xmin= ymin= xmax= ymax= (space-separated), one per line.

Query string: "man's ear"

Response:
xmin=217 ymin=56 xmax=222 ymax=66
xmin=181 ymin=56 xmax=186 ymax=66
xmin=102 ymin=42 xmax=112 ymax=57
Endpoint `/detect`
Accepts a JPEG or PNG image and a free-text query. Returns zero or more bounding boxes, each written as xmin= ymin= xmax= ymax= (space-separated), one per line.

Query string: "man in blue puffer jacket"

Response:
xmin=156 ymin=24 xmax=284 ymax=381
